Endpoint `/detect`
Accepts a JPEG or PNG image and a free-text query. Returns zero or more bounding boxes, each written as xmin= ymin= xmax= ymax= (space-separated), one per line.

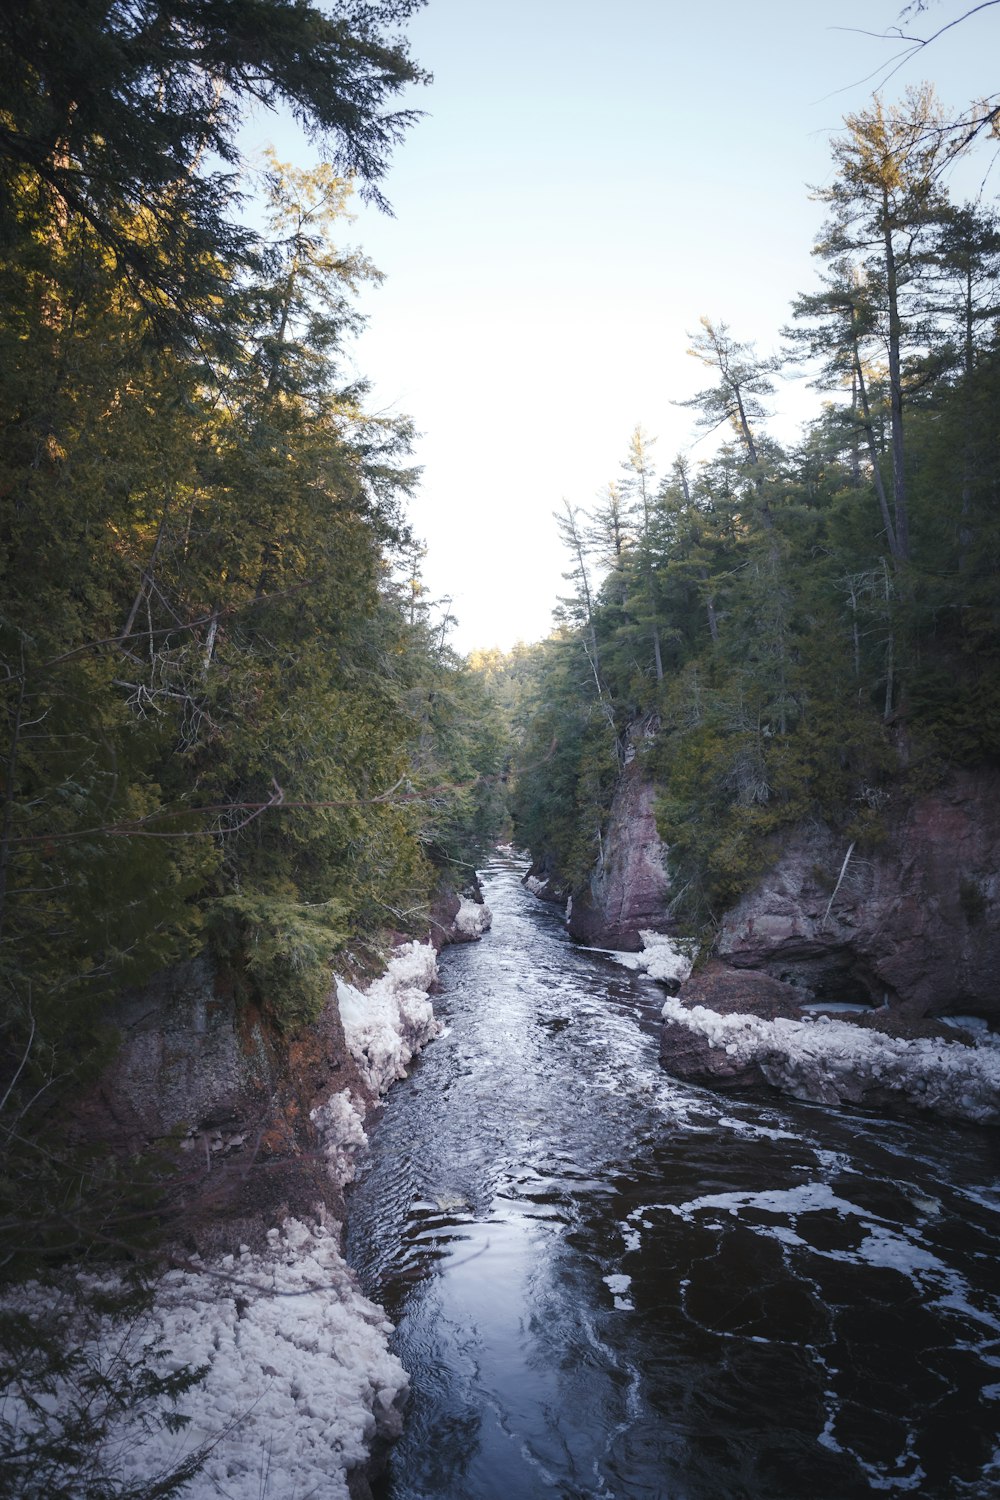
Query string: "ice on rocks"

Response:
xmin=337 ymin=940 xmax=441 ymax=1096
xmin=638 ymin=931 xmax=695 ymax=985
xmin=610 ymin=931 xmax=695 ymax=986
xmin=2 ymin=939 xmax=449 ymax=1500
xmin=314 ymin=942 xmax=445 ymax=1186
xmin=661 ymin=997 xmax=1000 ymax=1122
xmin=2 ymin=1219 xmax=408 ymax=1500
xmin=310 ymin=1089 xmax=369 ymax=1190
xmin=453 ymin=896 xmax=492 ymax=938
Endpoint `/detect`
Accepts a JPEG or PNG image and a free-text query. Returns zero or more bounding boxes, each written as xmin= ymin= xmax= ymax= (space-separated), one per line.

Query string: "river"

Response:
xmin=346 ymin=855 xmax=1000 ymax=1499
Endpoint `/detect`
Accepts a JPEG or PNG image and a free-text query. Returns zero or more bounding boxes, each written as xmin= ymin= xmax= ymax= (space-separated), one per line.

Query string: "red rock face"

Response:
xmin=559 ymin=746 xmax=998 ymax=1017
xmin=717 ymin=767 xmax=1000 ymax=1017
xmin=568 ymin=754 xmax=672 ymax=949
xmin=68 ymin=882 xmax=489 ymax=1254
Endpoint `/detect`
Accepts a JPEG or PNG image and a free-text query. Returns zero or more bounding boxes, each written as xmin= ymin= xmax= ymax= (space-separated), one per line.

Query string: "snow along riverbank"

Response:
xmin=608 ymin=930 xmax=1000 ymax=1125
xmin=0 ymin=1220 xmax=409 ymax=1500
xmin=660 ymin=996 xmax=1000 ymax=1124
xmin=1 ymin=936 xmax=466 ymax=1500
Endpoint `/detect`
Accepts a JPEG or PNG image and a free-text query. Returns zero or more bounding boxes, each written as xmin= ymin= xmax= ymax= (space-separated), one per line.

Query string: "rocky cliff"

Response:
xmin=539 ymin=748 xmax=1000 ymax=1120
xmin=559 ymin=756 xmax=1000 ymax=1022
xmin=70 ymin=885 xmax=490 ymax=1255
xmin=48 ymin=883 xmax=491 ymax=1499
xmin=69 ymin=951 xmax=366 ymax=1256
xmin=716 ymin=767 xmax=1000 ymax=1018
xmin=564 ymin=727 xmax=671 ymax=949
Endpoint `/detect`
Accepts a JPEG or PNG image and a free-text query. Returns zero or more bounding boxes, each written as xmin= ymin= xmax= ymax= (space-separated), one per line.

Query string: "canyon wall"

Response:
xmin=565 ymin=731 xmax=672 ymax=950
xmin=560 ymin=757 xmax=1000 ymax=1022
xmin=69 ymin=885 xmax=490 ymax=1255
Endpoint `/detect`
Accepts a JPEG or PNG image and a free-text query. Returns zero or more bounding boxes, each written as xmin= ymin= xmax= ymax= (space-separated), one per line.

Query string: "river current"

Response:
xmin=346 ymin=856 xmax=1000 ymax=1499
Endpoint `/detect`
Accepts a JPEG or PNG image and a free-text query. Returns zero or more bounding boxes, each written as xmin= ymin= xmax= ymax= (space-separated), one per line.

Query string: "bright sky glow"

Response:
xmin=245 ymin=0 xmax=999 ymax=653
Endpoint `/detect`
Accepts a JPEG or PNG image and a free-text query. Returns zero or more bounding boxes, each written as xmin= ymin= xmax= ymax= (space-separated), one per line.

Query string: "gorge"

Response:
xmin=3 ymin=3 xmax=1000 ymax=1496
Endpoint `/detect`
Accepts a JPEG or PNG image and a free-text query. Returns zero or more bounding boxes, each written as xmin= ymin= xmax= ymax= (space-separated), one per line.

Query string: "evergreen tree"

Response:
xmin=677 ymin=319 xmax=779 ymax=468
xmin=812 ymin=85 xmax=957 ymax=563
xmin=553 ymin=499 xmax=616 ymax=747
xmin=786 ymin=260 xmax=901 ymax=559
xmin=620 ymin=425 xmax=665 ymax=682
xmin=0 ymin=0 xmax=427 ymax=327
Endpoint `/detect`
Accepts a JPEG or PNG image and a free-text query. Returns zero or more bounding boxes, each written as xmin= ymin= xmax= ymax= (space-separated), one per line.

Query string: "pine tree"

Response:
xmin=812 ymin=85 xmax=957 ymax=564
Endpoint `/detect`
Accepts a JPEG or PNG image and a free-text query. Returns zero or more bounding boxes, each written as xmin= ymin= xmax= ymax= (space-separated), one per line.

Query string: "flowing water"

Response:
xmin=346 ymin=856 xmax=1000 ymax=1499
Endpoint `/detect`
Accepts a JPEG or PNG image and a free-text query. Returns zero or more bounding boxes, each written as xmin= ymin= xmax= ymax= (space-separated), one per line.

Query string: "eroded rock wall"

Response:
xmin=70 ymin=879 xmax=492 ymax=1254
xmin=567 ymin=738 xmax=671 ymax=950
xmin=547 ymin=739 xmax=999 ymax=1019
xmin=55 ymin=888 xmax=494 ymax=1499
xmin=717 ymin=766 xmax=1000 ymax=1018
xmin=71 ymin=954 xmax=373 ymax=1255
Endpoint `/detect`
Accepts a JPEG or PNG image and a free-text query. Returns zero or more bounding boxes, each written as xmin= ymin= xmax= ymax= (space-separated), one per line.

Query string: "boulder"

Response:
xmin=660 ymin=962 xmax=810 ymax=1092
xmin=659 ymin=1016 xmax=767 ymax=1090
xmin=427 ymin=879 xmax=492 ymax=949
xmin=677 ymin=959 xmax=805 ymax=1019
xmin=522 ymin=864 xmax=568 ymax=905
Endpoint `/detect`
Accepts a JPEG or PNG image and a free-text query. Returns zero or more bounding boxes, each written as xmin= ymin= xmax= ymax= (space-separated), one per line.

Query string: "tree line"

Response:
xmin=0 ymin=0 xmax=507 ymax=1272
xmin=510 ymin=84 xmax=1000 ymax=923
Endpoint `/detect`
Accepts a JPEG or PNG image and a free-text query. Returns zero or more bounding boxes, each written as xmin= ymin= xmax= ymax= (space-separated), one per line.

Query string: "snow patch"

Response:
xmin=337 ymin=941 xmax=441 ymax=1096
xmin=940 ymin=1015 xmax=999 ymax=1045
xmin=602 ymin=948 xmax=644 ymax=970
xmin=639 ymin=931 xmax=695 ymax=985
xmin=610 ymin=931 xmax=695 ymax=985
xmin=3 ymin=941 xmax=446 ymax=1499
xmin=661 ymin=998 xmax=1000 ymax=1122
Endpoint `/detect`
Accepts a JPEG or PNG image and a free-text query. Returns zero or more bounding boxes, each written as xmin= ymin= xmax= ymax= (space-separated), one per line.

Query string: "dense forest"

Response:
xmin=508 ymin=84 xmax=1000 ymax=930
xmin=3 ymin=3 xmax=998 ymax=1245
xmin=0 ymin=0 xmax=507 ymax=1269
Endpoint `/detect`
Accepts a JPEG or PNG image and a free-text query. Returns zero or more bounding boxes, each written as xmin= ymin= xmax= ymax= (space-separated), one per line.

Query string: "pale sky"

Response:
xmin=247 ymin=0 xmax=998 ymax=653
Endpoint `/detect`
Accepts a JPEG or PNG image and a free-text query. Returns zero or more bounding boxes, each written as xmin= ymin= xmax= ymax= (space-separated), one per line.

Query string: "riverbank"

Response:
xmin=1 ymin=897 xmax=492 ymax=1500
xmin=604 ymin=928 xmax=1000 ymax=1124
